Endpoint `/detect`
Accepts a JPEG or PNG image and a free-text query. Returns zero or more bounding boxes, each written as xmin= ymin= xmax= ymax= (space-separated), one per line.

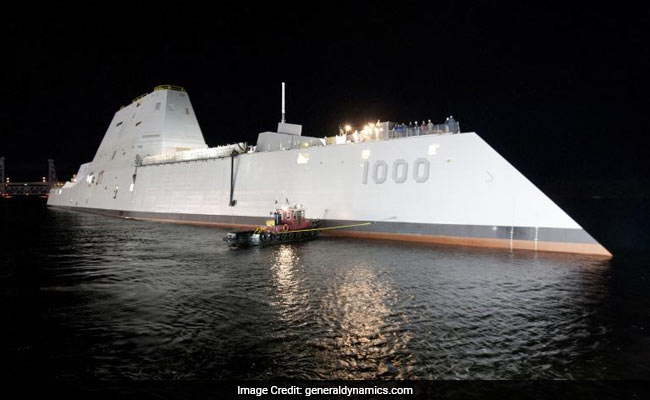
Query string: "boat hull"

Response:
xmin=48 ymin=205 xmax=610 ymax=256
xmin=224 ymin=228 xmax=320 ymax=247
xmin=47 ymin=87 xmax=611 ymax=257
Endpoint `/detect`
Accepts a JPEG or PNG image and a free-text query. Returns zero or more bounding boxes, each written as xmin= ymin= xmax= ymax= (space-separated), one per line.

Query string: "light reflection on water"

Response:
xmin=2 ymin=204 xmax=648 ymax=380
xmin=325 ymin=266 xmax=413 ymax=379
xmin=268 ymin=244 xmax=414 ymax=378
xmin=270 ymin=245 xmax=306 ymax=320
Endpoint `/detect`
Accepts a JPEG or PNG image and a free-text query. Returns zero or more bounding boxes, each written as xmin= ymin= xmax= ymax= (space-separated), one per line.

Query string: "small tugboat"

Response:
xmin=224 ymin=204 xmax=322 ymax=246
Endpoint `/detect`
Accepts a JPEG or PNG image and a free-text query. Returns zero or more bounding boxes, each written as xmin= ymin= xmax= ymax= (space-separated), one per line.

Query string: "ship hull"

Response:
xmin=47 ymin=87 xmax=611 ymax=257
xmin=47 ymin=205 xmax=610 ymax=256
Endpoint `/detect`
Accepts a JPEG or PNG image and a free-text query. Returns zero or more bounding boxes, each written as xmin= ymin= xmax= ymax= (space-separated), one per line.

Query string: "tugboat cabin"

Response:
xmin=268 ymin=205 xmax=309 ymax=231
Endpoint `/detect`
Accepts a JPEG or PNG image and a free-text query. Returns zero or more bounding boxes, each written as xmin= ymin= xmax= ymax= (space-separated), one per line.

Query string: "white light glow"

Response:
xmin=296 ymin=152 xmax=310 ymax=164
xmin=428 ymin=144 xmax=439 ymax=155
xmin=361 ymin=149 xmax=370 ymax=160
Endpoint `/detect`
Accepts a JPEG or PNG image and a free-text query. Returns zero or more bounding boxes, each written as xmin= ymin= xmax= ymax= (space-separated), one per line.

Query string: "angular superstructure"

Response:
xmin=48 ymin=86 xmax=611 ymax=256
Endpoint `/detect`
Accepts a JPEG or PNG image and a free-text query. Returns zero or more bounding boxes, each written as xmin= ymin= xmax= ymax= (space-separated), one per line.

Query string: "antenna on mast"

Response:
xmin=281 ymin=82 xmax=286 ymax=123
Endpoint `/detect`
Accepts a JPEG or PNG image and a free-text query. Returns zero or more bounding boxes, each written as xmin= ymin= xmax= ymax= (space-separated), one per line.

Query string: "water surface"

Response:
xmin=1 ymin=201 xmax=648 ymax=380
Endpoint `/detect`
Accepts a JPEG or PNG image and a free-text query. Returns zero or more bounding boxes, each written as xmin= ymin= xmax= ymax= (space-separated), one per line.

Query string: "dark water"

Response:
xmin=1 ymin=200 xmax=649 ymax=380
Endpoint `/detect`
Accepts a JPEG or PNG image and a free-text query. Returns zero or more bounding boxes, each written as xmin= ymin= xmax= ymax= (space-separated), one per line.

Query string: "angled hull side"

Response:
xmin=49 ymin=129 xmax=611 ymax=256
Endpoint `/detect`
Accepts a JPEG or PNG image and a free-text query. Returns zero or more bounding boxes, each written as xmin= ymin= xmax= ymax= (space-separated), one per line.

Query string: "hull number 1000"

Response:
xmin=361 ymin=158 xmax=430 ymax=184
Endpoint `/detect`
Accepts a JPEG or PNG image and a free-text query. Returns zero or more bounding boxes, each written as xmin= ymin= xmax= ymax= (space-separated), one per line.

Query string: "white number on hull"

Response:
xmin=362 ymin=159 xmax=430 ymax=184
xmin=413 ymin=158 xmax=430 ymax=183
xmin=372 ymin=160 xmax=388 ymax=184
xmin=392 ymin=159 xmax=408 ymax=183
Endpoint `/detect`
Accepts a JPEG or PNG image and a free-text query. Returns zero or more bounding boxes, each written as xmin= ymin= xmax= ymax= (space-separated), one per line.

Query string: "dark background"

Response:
xmin=2 ymin=6 xmax=650 ymax=393
xmin=2 ymin=3 xmax=648 ymax=191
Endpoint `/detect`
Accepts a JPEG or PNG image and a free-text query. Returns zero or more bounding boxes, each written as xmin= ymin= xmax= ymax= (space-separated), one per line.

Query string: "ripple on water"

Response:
xmin=0 ymin=206 xmax=629 ymax=379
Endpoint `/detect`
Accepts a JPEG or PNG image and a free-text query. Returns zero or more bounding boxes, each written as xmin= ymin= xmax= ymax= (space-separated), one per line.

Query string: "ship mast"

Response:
xmin=281 ymin=82 xmax=286 ymax=123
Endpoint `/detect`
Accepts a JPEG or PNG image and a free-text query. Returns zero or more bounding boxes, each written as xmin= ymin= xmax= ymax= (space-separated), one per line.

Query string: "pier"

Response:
xmin=0 ymin=157 xmax=59 ymax=198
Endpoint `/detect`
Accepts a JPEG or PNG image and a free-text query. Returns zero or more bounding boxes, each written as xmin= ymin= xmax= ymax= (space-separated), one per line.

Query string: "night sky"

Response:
xmin=3 ymin=4 xmax=649 ymax=189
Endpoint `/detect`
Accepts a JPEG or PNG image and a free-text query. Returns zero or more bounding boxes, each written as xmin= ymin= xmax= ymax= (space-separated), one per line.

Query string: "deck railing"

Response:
xmin=154 ymin=85 xmax=185 ymax=92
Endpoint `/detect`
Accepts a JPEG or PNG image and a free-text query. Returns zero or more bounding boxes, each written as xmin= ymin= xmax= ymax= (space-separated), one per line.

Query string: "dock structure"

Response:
xmin=1 ymin=157 xmax=59 ymax=198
